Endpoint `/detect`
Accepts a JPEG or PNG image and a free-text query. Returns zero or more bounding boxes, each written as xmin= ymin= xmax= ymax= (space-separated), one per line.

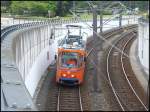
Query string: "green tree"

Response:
xmin=56 ymin=1 xmax=62 ymax=16
xmin=48 ymin=1 xmax=56 ymax=12
xmin=55 ymin=1 xmax=73 ymax=16
xmin=1 ymin=1 xmax=11 ymax=13
xmin=8 ymin=1 xmax=149 ymax=17
xmin=10 ymin=1 xmax=49 ymax=16
xmin=10 ymin=1 xmax=25 ymax=15
xmin=30 ymin=2 xmax=48 ymax=16
xmin=48 ymin=1 xmax=57 ymax=17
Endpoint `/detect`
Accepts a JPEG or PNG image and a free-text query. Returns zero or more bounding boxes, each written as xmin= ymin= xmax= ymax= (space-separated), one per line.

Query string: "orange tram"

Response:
xmin=55 ymin=25 xmax=86 ymax=86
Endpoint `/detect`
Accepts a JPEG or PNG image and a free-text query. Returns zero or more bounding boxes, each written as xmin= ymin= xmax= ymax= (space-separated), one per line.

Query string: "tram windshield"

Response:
xmin=60 ymin=52 xmax=81 ymax=68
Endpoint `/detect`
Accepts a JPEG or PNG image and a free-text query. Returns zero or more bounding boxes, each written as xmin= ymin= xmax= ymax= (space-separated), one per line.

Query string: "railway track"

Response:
xmin=86 ymin=24 xmax=137 ymax=49
xmin=57 ymin=86 xmax=83 ymax=111
xmin=106 ymin=30 xmax=148 ymax=111
xmin=36 ymin=25 xmax=139 ymax=111
xmin=55 ymin=25 xmax=139 ymax=111
xmin=121 ymin=33 xmax=149 ymax=110
xmin=85 ymin=24 xmax=148 ymax=110
xmin=102 ymin=24 xmax=137 ymax=39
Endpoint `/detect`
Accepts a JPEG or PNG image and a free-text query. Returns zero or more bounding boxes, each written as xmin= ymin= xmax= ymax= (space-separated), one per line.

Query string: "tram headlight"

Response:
xmin=62 ymin=74 xmax=67 ymax=77
xmin=71 ymin=74 xmax=75 ymax=78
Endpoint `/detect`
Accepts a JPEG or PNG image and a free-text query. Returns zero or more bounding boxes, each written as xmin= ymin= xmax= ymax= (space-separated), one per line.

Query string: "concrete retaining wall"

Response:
xmin=12 ymin=24 xmax=63 ymax=97
xmin=1 ymin=18 xmax=83 ymax=110
xmin=138 ymin=18 xmax=149 ymax=74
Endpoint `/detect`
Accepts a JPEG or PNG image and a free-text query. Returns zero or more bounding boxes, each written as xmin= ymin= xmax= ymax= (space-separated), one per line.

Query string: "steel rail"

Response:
xmin=87 ymin=26 xmax=137 ymax=83
xmin=106 ymin=38 xmax=125 ymax=111
xmin=57 ymin=87 xmax=60 ymax=111
xmin=79 ymin=87 xmax=83 ymax=111
xmin=106 ymin=31 xmax=136 ymax=111
xmin=107 ymin=29 xmax=148 ymax=111
xmin=121 ymin=35 xmax=148 ymax=111
xmin=56 ymin=86 xmax=83 ymax=111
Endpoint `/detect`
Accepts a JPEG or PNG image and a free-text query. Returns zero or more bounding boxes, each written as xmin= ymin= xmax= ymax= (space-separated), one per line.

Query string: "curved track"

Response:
xmin=121 ymin=33 xmax=149 ymax=110
xmin=102 ymin=24 xmax=137 ymax=39
xmin=49 ymin=26 xmax=138 ymax=111
xmin=106 ymin=30 xmax=148 ymax=111
xmin=86 ymin=24 xmax=137 ymax=49
xmin=34 ymin=24 xmax=141 ymax=111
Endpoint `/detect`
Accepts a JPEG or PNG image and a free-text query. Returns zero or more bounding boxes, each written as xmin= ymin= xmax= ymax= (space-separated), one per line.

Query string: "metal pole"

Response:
xmin=93 ymin=6 xmax=97 ymax=40
xmin=119 ymin=13 xmax=122 ymax=27
xmin=93 ymin=5 xmax=102 ymax=50
xmin=100 ymin=11 xmax=103 ymax=33
xmin=92 ymin=6 xmax=99 ymax=92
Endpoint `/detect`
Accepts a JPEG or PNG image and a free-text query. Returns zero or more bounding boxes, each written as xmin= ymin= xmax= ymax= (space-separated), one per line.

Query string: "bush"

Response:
xmin=10 ymin=1 xmax=49 ymax=17
xmin=10 ymin=1 xmax=25 ymax=15
xmin=30 ymin=3 xmax=48 ymax=16
xmin=102 ymin=10 xmax=112 ymax=15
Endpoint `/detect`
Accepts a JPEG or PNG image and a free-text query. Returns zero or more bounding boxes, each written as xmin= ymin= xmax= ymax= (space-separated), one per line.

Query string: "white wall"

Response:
xmin=138 ymin=19 xmax=149 ymax=74
xmin=15 ymin=25 xmax=55 ymax=97
xmin=25 ymin=43 xmax=57 ymax=97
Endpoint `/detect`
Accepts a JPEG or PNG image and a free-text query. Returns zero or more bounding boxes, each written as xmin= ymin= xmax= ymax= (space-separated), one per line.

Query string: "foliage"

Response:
xmin=1 ymin=6 xmax=7 ymax=13
xmin=30 ymin=2 xmax=48 ymax=16
xmin=10 ymin=1 xmax=49 ymax=16
xmin=2 ymin=1 xmax=149 ymax=17
xmin=48 ymin=1 xmax=56 ymax=11
xmin=54 ymin=1 xmax=73 ymax=17
xmin=61 ymin=1 xmax=73 ymax=16
xmin=10 ymin=1 xmax=30 ymax=15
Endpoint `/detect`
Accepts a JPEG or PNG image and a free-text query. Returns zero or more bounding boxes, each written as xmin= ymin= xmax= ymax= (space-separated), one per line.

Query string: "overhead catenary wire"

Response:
xmin=69 ymin=9 xmax=137 ymax=58
xmin=68 ymin=5 xmax=145 ymax=111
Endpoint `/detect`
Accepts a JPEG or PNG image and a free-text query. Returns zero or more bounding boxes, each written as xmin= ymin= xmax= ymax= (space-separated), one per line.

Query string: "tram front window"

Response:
xmin=61 ymin=52 xmax=79 ymax=68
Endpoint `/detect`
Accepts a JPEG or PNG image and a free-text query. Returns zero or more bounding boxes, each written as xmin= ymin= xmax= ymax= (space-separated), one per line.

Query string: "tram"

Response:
xmin=55 ymin=25 xmax=86 ymax=85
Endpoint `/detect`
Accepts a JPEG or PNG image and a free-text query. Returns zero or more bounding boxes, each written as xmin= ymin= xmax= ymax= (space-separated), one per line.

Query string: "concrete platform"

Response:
xmin=129 ymin=39 xmax=149 ymax=93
